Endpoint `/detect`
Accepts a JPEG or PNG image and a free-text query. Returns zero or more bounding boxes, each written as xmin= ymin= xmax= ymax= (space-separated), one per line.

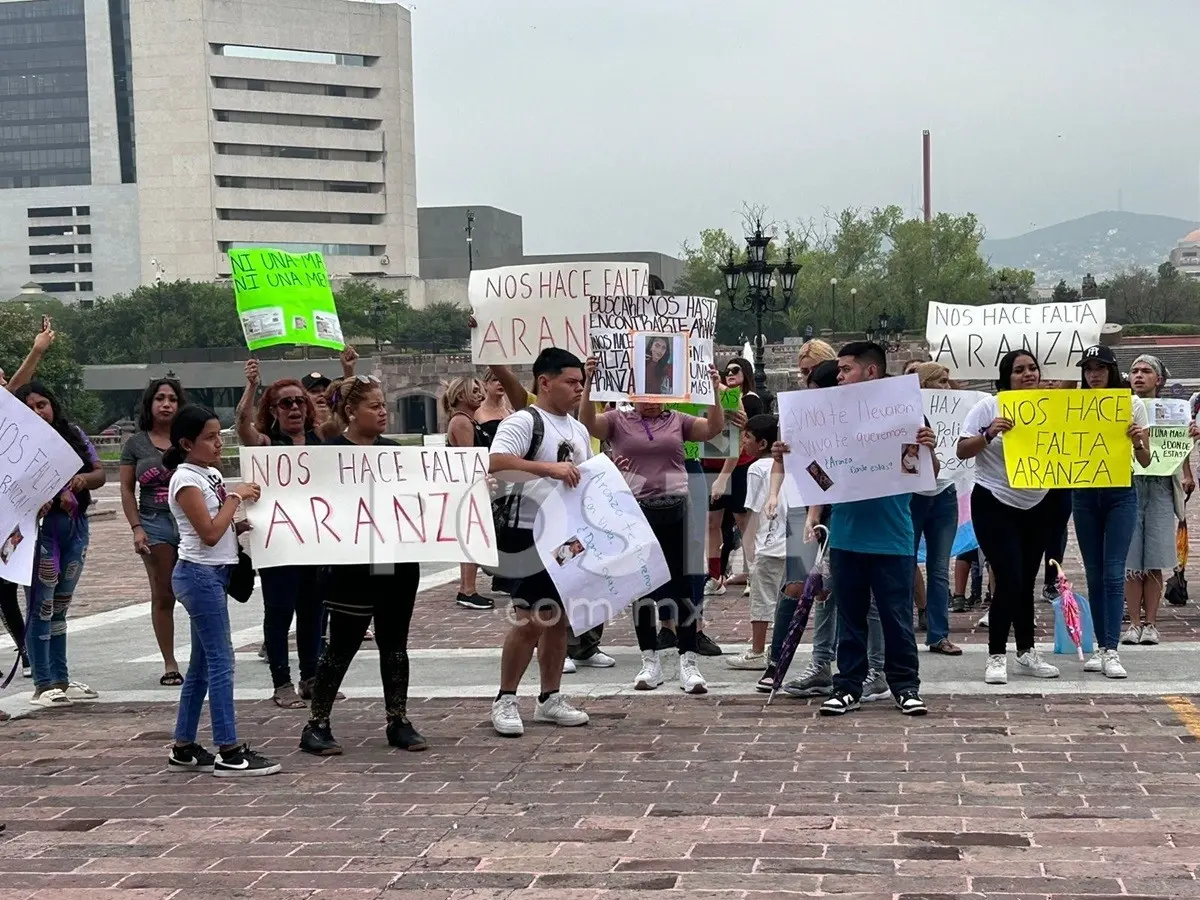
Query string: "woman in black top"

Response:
xmin=300 ymin=375 xmax=425 ymax=756
xmin=444 ymin=376 xmax=495 ymax=610
xmin=235 ymin=359 xmax=328 ymax=709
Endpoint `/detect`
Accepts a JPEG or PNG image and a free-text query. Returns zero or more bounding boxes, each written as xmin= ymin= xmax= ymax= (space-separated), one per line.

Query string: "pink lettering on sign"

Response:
xmin=477 ymin=314 xmax=589 ymax=362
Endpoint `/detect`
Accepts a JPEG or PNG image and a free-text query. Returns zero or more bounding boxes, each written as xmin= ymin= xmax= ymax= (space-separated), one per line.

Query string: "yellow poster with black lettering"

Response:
xmin=999 ymin=389 xmax=1132 ymax=489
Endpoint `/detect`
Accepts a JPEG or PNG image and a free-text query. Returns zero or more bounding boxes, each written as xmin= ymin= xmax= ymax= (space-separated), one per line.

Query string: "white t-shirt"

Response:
xmin=961 ymin=392 xmax=1149 ymax=509
xmin=960 ymin=395 xmax=1047 ymax=510
xmin=490 ymin=406 xmax=593 ymax=530
xmin=169 ymin=463 xmax=239 ymax=565
xmin=744 ymin=458 xmax=791 ymax=559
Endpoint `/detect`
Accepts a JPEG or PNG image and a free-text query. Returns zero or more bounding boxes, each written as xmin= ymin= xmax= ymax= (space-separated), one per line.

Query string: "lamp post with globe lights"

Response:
xmin=719 ymin=228 xmax=801 ymax=395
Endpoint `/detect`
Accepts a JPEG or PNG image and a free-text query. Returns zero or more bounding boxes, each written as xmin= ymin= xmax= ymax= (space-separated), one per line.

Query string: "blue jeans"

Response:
xmin=911 ymin=487 xmax=958 ymax=646
xmin=1072 ymin=487 xmax=1138 ymax=651
xmin=173 ymin=560 xmax=237 ymax=747
xmin=830 ymin=549 xmax=919 ymax=697
xmin=24 ymin=511 xmax=89 ymax=690
xmin=772 ymin=509 xmax=883 ymax=672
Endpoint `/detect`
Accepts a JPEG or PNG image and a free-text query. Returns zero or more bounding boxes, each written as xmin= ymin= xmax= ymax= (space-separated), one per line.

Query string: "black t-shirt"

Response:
xmin=270 ymin=429 xmax=323 ymax=447
xmin=326 ymin=434 xmax=398 ymax=447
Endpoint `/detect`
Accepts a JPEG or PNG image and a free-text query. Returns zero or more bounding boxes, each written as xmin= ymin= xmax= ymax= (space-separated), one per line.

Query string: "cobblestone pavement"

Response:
xmin=2 ymin=694 xmax=1200 ymax=898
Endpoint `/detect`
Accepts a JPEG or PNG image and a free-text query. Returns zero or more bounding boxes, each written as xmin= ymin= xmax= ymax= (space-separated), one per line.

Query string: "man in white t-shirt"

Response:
xmin=488 ymin=348 xmax=594 ymax=738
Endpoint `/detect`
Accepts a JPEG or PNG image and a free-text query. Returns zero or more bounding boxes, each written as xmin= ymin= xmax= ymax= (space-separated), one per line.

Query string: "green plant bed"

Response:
xmin=1122 ymin=323 xmax=1200 ymax=336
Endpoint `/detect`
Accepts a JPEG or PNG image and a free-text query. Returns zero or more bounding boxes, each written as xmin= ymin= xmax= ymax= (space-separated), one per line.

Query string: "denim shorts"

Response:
xmin=141 ymin=510 xmax=179 ymax=547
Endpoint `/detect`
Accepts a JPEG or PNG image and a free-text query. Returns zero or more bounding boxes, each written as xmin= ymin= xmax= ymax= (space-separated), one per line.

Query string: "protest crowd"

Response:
xmin=2 ymin=260 xmax=1197 ymax=783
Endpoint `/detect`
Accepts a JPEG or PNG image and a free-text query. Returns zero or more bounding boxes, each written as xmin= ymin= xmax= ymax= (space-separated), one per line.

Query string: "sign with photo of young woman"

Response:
xmin=588 ymin=294 xmax=717 ymax=404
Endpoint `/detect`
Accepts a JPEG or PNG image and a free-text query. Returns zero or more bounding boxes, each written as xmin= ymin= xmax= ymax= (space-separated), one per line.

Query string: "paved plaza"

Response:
xmin=2 ymin=486 xmax=1200 ymax=898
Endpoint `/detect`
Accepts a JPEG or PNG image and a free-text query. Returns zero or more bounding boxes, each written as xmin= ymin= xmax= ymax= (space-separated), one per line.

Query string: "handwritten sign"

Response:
xmin=1135 ymin=398 xmax=1193 ymax=476
xmin=470 ymin=262 xmax=649 ymax=365
xmin=671 ymin=387 xmax=742 ymax=460
xmin=534 ymin=455 xmax=670 ymax=634
xmin=778 ymin=374 xmax=934 ymax=505
xmin=239 ymin=446 xmax=497 ymax=568
xmin=588 ymin=295 xmax=717 ymax=404
xmin=0 ymin=389 xmax=84 ymax=584
xmin=1000 ymin=389 xmax=1132 ymax=488
xmin=229 ymin=248 xmax=344 ymax=351
xmin=923 ymin=389 xmax=989 ymax=486
xmin=925 ymin=299 xmax=1106 ymax=381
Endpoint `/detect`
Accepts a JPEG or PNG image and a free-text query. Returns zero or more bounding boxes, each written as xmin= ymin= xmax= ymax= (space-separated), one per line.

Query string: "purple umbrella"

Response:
xmin=768 ymin=525 xmax=830 ymax=703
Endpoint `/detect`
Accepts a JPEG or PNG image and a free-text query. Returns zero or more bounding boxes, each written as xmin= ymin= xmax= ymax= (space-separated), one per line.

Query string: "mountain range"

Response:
xmin=979 ymin=211 xmax=1197 ymax=286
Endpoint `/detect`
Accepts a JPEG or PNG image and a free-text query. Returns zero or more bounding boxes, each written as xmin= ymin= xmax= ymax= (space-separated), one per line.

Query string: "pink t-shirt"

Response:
xmin=603 ymin=409 xmax=697 ymax=499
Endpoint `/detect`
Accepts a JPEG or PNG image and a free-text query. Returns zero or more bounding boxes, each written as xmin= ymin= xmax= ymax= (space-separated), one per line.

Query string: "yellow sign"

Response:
xmin=1000 ymin=389 xmax=1133 ymax=489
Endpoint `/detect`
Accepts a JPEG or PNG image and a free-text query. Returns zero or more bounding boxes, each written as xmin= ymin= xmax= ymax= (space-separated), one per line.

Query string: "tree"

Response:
xmin=0 ymin=305 xmax=100 ymax=430
xmin=991 ymin=267 xmax=1037 ymax=303
xmin=1051 ymin=280 xmax=1081 ymax=304
xmin=406 ymin=301 xmax=470 ymax=350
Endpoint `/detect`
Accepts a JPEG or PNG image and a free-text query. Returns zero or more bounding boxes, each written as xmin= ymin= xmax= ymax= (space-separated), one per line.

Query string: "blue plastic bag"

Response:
xmin=1052 ymin=593 xmax=1095 ymax=656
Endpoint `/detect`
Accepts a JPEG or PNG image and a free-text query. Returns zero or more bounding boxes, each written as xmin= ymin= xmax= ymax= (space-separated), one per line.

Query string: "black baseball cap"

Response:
xmin=1077 ymin=345 xmax=1117 ymax=367
xmin=301 ymin=372 xmax=331 ymax=392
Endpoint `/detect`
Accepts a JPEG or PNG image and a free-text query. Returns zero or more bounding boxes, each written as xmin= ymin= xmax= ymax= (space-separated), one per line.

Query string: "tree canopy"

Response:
xmin=0 ymin=305 xmax=99 ymax=429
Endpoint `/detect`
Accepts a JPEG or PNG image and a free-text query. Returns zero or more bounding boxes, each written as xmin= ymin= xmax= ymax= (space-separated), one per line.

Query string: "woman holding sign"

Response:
xmin=1124 ymin=355 xmax=1192 ymax=647
xmin=298 ymin=374 xmax=426 ymax=756
xmin=236 ymin=359 xmax=331 ymax=711
xmin=957 ymin=351 xmax=1062 ymax=686
xmin=579 ymin=356 xmax=726 ymax=695
xmin=1071 ymin=346 xmax=1150 ymax=679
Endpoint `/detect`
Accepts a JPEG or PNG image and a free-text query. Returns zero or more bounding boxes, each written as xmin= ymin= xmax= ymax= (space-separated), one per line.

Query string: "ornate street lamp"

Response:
xmin=720 ymin=227 xmax=801 ymax=394
xmin=829 ymin=277 xmax=838 ymax=331
xmin=849 ymin=287 xmax=857 ymax=333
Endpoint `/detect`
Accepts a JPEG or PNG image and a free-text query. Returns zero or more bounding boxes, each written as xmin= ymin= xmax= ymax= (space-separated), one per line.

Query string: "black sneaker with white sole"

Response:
xmin=456 ymin=592 xmax=495 ymax=610
xmin=213 ymin=744 xmax=282 ymax=777
xmin=894 ymin=690 xmax=928 ymax=716
xmin=168 ymin=742 xmax=216 ymax=773
xmin=819 ymin=693 xmax=861 ymax=716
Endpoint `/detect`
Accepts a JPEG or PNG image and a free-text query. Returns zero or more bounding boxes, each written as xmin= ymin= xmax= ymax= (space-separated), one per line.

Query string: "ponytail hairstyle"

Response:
xmin=163 ymin=404 xmax=219 ymax=470
xmin=318 ymin=374 xmax=381 ymax=440
xmin=13 ymin=381 xmax=93 ymax=472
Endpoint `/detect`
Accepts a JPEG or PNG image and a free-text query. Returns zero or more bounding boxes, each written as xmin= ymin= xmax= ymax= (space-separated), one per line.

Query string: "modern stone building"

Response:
xmin=0 ymin=0 xmax=417 ymax=302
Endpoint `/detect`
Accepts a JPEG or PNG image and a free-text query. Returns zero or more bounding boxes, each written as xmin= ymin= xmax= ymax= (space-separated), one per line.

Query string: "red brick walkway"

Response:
xmin=1 ymin=694 xmax=1198 ymax=898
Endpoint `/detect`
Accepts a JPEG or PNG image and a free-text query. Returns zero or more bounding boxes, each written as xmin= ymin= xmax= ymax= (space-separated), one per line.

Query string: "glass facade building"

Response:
xmin=0 ymin=0 xmax=91 ymax=189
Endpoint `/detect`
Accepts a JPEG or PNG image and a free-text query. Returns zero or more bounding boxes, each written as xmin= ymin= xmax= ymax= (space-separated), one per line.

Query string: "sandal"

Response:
xmin=272 ymin=684 xmax=307 ymax=709
xmin=928 ymin=638 xmax=963 ymax=656
xmin=159 ymin=671 xmax=184 ymax=686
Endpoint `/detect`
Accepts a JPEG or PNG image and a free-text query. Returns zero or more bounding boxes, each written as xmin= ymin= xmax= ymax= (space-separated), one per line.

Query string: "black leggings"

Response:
xmin=971 ymin=485 xmax=1046 ymax=655
xmin=1041 ymin=489 xmax=1073 ymax=589
xmin=309 ymin=563 xmax=419 ymax=724
xmin=1 ymin=579 xmax=28 ymax=667
xmin=633 ymin=497 xmax=697 ymax=654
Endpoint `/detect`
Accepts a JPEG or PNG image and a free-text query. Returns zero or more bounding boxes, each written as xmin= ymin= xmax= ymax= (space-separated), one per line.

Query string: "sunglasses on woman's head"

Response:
xmin=355 ymin=374 xmax=381 ymax=385
xmin=276 ymin=396 xmax=306 ymax=410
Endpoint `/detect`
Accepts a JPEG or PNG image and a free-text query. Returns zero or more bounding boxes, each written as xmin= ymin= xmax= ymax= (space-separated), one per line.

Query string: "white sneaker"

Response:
xmin=703 ymin=578 xmax=726 ymax=597
xmin=1014 ymin=649 xmax=1060 ymax=679
xmin=1084 ymin=651 xmax=1104 ymax=673
xmin=562 ymin=657 xmax=577 ymax=675
xmin=534 ymin=694 xmax=589 ymax=727
xmin=1120 ymin=626 xmax=1142 ymax=645
xmin=679 ymin=651 xmax=708 ymax=695
xmin=984 ymin=654 xmax=1008 ymax=684
xmin=491 ymin=695 xmax=524 ymax=737
xmin=977 ymin=609 xmax=990 ymax=628
xmin=725 ymin=650 xmax=767 ymax=670
xmin=63 ymin=682 xmax=99 ymax=701
xmin=1101 ymin=649 xmax=1127 ymax=679
xmin=575 ymin=651 xmax=615 ymax=668
xmin=1139 ymin=624 xmax=1160 ymax=645
xmin=634 ymin=651 xmax=664 ymax=690
xmin=29 ymin=688 xmax=72 ymax=708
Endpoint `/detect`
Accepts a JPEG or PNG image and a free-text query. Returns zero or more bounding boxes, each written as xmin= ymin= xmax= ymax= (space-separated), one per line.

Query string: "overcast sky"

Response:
xmin=411 ymin=0 xmax=1197 ymax=257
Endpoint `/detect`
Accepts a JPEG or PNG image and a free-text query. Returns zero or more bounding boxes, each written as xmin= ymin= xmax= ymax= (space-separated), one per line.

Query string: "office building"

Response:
xmin=0 ymin=0 xmax=417 ymax=302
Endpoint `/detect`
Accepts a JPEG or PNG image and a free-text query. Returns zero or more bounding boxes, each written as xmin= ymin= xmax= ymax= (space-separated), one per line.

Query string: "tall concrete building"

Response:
xmin=0 ymin=0 xmax=417 ymax=302
xmin=0 ymin=0 xmax=141 ymax=303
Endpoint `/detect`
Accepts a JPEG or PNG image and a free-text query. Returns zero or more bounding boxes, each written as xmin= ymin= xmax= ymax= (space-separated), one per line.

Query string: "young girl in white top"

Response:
xmin=165 ymin=405 xmax=278 ymax=777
